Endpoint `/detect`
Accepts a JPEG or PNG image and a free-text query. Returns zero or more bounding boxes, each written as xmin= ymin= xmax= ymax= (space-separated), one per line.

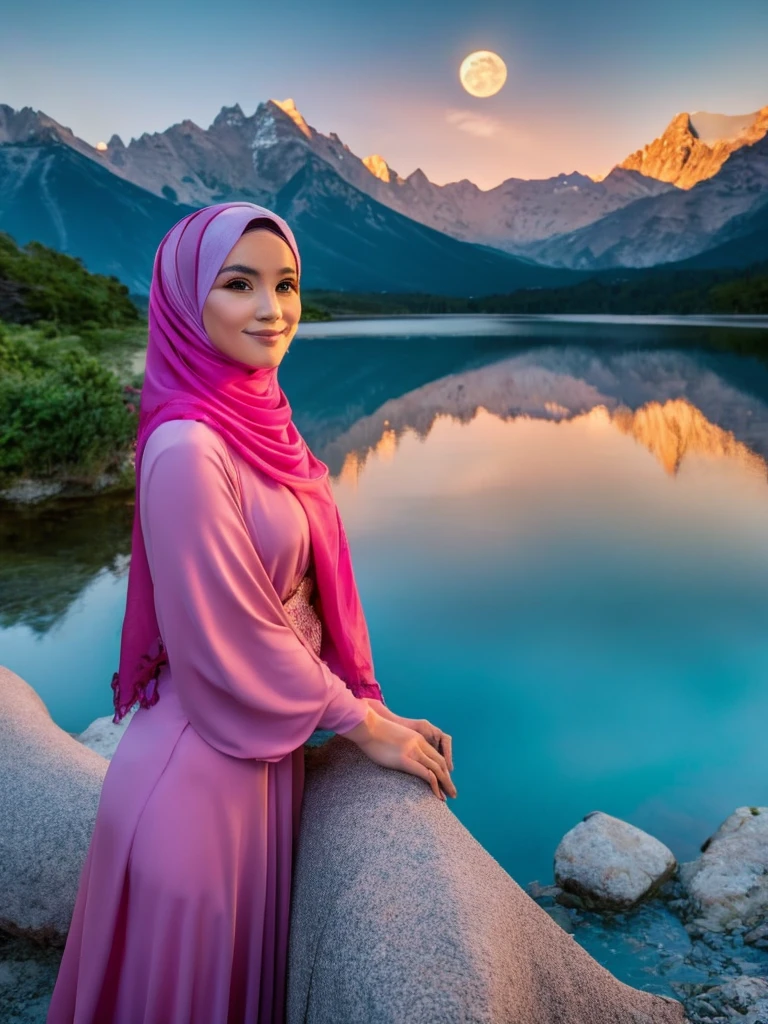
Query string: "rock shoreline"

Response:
xmin=0 ymin=456 xmax=135 ymax=506
xmin=525 ymin=808 xmax=768 ymax=1024
xmin=1 ymin=669 xmax=766 ymax=1023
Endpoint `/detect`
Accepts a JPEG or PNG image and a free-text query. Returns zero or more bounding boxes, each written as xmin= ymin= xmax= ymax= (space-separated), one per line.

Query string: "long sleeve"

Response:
xmin=139 ymin=421 xmax=369 ymax=762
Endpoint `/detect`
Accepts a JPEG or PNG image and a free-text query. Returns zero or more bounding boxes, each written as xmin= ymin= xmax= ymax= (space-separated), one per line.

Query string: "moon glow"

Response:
xmin=459 ymin=50 xmax=507 ymax=98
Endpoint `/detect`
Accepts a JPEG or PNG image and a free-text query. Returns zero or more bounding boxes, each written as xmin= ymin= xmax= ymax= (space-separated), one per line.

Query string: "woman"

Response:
xmin=45 ymin=202 xmax=457 ymax=1024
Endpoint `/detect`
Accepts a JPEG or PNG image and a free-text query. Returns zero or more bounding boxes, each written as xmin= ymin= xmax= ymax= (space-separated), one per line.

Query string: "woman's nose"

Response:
xmin=254 ymin=290 xmax=282 ymax=318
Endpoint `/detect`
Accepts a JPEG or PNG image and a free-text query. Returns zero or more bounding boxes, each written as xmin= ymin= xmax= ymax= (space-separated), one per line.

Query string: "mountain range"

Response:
xmin=0 ymin=102 xmax=579 ymax=296
xmin=1 ymin=98 xmax=767 ymax=296
xmin=524 ymin=132 xmax=768 ymax=270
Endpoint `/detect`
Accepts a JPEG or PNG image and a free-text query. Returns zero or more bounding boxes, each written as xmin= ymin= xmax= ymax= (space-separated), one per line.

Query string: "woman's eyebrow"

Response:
xmin=217 ymin=263 xmax=297 ymax=276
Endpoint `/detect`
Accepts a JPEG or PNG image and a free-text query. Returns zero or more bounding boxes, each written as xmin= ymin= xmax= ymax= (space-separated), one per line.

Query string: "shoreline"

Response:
xmin=4 ymin=313 xmax=768 ymax=509
xmin=323 ymin=311 xmax=768 ymax=327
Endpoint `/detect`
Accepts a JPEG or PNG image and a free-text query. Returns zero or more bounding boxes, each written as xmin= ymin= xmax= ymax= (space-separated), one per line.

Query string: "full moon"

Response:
xmin=95 ymin=141 xmax=108 ymax=151
xmin=458 ymin=50 xmax=507 ymax=98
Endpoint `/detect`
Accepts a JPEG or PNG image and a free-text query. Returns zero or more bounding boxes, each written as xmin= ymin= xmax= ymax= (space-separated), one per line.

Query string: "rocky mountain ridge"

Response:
xmin=524 ymin=133 xmax=768 ymax=270
xmin=2 ymin=97 xmax=768 ymax=278
xmin=0 ymin=100 xmax=676 ymax=254
xmin=0 ymin=115 xmax=578 ymax=296
xmin=620 ymin=106 xmax=768 ymax=189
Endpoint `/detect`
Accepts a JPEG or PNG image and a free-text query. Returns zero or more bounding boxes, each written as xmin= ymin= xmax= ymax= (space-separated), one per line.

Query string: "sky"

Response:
xmin=2 ymin=0 xmax=767 ymax=190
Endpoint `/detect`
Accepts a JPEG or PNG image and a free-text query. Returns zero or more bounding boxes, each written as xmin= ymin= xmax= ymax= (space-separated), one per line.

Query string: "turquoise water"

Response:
xmin=3 ymin=315 xmax=768 ymax=897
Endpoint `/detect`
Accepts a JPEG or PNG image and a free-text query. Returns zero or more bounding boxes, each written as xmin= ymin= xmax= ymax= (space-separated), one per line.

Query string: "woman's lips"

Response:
xmin=243 ymin=328 xmax=286 ymax=346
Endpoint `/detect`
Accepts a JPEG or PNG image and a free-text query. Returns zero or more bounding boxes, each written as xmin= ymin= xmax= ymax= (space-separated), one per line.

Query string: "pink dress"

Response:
xmin=46 ymin=419 xmax=371 ymax=1024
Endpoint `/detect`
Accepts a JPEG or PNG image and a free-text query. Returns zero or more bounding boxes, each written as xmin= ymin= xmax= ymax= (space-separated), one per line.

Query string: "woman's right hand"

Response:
xmin=340 ymin=707 xmax=457 ymax=802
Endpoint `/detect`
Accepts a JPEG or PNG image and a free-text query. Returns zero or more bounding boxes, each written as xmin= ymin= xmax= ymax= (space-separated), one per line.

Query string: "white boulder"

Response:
xmin=679 ymin=806 xmax=768 ymax=934
xmin=554 ymin=810 xmax=677 ymax=910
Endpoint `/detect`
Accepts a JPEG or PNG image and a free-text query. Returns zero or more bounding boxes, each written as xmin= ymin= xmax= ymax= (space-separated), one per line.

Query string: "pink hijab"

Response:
xmin=111 ymin=201 xmax=384 ymax=722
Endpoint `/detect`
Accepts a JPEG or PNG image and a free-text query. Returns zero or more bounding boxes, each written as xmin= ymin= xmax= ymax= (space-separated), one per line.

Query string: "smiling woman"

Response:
xmin=44 ymin=201 xmax=457 ymax=1024
xmin=200 ymin=217 xmax=302 ymax=368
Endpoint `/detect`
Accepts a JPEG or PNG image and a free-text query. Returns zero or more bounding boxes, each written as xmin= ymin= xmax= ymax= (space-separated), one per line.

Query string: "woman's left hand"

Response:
xmin=362 ymin=698 xmax=454 ymax=772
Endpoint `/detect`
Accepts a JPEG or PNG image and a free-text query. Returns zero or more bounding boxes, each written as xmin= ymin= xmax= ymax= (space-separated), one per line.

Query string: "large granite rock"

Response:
xmin=288 ymin=740 xmax=686 ymax=1024
xmin=679 ymin=806 xmax=768 ymax=935
xmin=75 ymin=709 xmax=134 ymax=759
xmin=0 ymin=665 xmax=107 ymax=944
xmin=554 ymin=810 xmax=677 ymax=911
xmin=2 ymin=666 xmax=687 ymax=1022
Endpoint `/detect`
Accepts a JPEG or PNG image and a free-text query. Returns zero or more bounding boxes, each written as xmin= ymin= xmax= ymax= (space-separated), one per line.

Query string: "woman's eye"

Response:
xmin=225 ymin=279 xmax=297 ymax=292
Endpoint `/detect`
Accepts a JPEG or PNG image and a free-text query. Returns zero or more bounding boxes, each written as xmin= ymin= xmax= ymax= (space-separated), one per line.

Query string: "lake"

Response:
xmin=3 ymin=313 xmax=768 ymax=909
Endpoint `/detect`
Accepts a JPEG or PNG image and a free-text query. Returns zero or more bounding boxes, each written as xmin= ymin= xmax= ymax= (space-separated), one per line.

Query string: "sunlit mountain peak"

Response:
xmin=269 ymin=97 xmax=311 ymax=139
xmin=362 ymin=154 xmax=392 ymax=183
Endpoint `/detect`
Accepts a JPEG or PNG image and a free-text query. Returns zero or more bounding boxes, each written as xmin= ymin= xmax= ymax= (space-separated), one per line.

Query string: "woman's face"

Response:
xmin=201 ymin=227 xmax=301 ymax=369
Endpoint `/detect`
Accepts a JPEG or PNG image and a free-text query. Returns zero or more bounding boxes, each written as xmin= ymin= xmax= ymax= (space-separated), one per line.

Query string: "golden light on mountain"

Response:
xmin=326 ymin=391 xmax=767 ymax=485
xmin=363 ymin=154 xmax=391 ymax=183
xmin=610 ymin=399 xmax=766 ymax=477
xmin=271 ymin=97 xmax=311 ymax=139
xmin=619 ymin=106 xmax=768 ymax=189
xmin=458 ymin=50 xmax=507 ymax=98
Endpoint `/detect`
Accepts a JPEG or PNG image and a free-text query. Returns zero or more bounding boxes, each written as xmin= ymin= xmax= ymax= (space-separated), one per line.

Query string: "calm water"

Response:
xmin=4 ymin=314 xmax=768 ymax=904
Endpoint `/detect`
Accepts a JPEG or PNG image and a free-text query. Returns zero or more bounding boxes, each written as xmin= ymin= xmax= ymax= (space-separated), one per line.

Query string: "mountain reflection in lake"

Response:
xmin=3 ymin=315 xmax=768 ymax=895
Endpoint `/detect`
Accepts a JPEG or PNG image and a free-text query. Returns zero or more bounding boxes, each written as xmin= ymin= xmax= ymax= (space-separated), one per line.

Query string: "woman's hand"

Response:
xmin=362 ymin=698 xmax=454 ymax=773
xmin=340 ymin=706 xmax=457 ymax=802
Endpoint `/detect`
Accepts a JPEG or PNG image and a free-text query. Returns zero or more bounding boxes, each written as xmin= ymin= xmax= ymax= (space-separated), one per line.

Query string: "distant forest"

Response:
xmin=1 ymin=230 xmax=766 ymax=329
xmin=301 ymin=262 xmax=768 ymax=317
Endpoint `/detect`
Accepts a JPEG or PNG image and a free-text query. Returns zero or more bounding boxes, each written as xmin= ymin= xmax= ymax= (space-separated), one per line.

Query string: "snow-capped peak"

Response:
xmin=211 ymin=103 xmax=246 ymax=129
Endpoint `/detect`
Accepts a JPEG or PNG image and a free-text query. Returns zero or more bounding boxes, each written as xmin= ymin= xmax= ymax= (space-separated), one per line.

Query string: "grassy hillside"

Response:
xmin=0 ymin=231 xmax=141 ymax=328
xmin=0 ymin=232 xmax=143 ymax=495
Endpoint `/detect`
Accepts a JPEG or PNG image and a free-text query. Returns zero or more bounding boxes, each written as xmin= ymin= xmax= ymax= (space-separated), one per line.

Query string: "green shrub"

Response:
xmin=0 ymin=324 xmax=137 ymax=485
